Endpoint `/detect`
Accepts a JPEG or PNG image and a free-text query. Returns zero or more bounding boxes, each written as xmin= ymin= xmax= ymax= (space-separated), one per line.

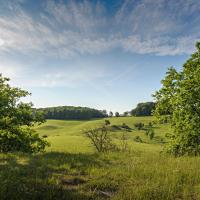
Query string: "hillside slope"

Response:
xmin=1 ymin=117 xmax=200 ymax=200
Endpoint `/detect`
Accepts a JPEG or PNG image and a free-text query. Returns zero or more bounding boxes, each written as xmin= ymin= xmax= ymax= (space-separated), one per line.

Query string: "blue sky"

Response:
xmin=0 ymin=0 xmax=199 ymax=113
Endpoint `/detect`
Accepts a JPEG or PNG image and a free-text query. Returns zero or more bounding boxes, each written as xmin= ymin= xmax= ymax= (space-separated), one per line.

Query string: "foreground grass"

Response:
xmin=1 ymin=117 xmax=200 ymax=200
xmin=1 ymin=151 xmax=200 ymax=200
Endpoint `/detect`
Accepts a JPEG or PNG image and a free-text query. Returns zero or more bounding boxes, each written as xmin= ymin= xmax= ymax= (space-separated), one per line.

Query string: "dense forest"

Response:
xmin=131 ymin=102 xmax=155 ymax=116
xmin=37 ymin=106 xmax=108 ymax=120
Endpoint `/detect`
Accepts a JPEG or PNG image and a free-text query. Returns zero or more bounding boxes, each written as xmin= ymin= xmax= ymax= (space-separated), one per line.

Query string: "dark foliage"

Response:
xmin=131 ymin=102 xmax=155 ymax=116
xmin=0 ymin=74 xmax=48 ymax=153
xmin=38 ymin=106 xmax=108 ymax=120
xmin=134 ymin=136 xmax=143 ymax=143
xmin=134 ymin=122 xmax=144 ymax=130
xmin=105 ymin=120 xmax=111 ymax=126
xmin=121 ymin=123 xmax=131 ymax=131
xmin=115 ymin=112 xmax=120 ymax=117
xmin=154 ymin=42 xmax=200 ymax=156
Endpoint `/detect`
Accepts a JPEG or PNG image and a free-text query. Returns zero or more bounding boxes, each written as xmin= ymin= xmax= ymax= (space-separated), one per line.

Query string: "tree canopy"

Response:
xmin=131 ymin=102 xmax=155 ymax=116
xmin=115 ymin=112 xmax=120 ymax=117
xmin=0 ymin=74 xmax=48 ymax=153
xmin=38 ymin=106 xmax=108 ymax=120
xmin=154 ymin=42 xmax=200 ymax=156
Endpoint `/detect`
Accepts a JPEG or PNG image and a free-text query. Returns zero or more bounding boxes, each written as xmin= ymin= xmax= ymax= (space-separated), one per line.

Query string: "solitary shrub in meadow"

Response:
xmin=134 ymin=136 xmax=143 ymax=143
xmin=149 ymin=129 xmax=155 ymax=140
xmin=105 ymin=120 xmax=111 ymax=126
xmin=120 ymin=131 xmax=129 ymax=152
xmin=145 ymin=125 xmax=155 ymax=140
xmin=121 ymin=123 xmax=131 ymax=130
xmin=148 ymin=122 xmax=153 ymax=128
xmin=84 ymin=126 xmax=117 ymax=152
xmin=134 ymin=122 xmax=144 ymax=130
xmin=145 ymin=129 xmax=150 ymax=136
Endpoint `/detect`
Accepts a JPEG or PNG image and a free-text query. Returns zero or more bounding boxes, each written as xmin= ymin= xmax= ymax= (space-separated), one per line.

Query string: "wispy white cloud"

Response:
xmin=115 ymin=0 xmax=200 ymax=55
xmin=0 ymin=0 xmax=114 ymax=58
xmin=120 ymin=35 xmax=200 ymax=56
xmin=0 ymin=61 xmax=108 ymax=89
xmin=0 ymin=0 xmax=200 ymax=58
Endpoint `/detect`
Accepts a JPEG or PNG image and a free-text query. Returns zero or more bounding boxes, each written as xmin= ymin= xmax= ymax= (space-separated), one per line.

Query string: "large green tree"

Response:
xmin=0 ymin=74 xmax=49 ymax=153
xmin=154 ymin=42 xmax=200 ymax=156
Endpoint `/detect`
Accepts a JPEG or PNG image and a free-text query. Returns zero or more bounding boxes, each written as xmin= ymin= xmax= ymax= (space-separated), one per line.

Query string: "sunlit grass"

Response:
xmin=1 ymin=117 xmax=199 ymax=200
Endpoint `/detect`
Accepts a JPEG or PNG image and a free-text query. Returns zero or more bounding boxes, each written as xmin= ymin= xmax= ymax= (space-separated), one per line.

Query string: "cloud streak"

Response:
xmin=0 ymin=0 xmax=200 ymax=57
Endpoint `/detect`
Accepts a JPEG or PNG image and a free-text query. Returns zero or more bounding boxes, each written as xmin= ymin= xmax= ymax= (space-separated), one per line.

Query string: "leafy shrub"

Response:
xmin=145 ymin=129 xmax=150 ymax=136
xmin=84 ymin=126 xmax=117 ymax=152
xmin=134 ymin=136 xmax=143 ymax=143
xmin=0 ymin=128 xmax=49 ymax=153
xmin=120 ymin=132 xmax=129 ymax=152
xmin=149 ymin=129 xmax=155 ymax=140
xmin=105 ymin=120 xmax=111 ymax=126
xmin=148 ymin=122 xmax=153 ymax=128
xmin=121 ymin=123 xmax=131 ymax=131
xmin=134 ymin=122 xmax=144 ymax=130
xmin=110 ymin=125 xmax=121 ymax=131
xmin=145 ymin=128 xmax=155 ymax=140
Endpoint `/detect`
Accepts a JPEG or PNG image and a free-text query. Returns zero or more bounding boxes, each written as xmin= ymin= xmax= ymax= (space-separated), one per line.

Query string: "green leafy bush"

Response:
xmin=134 ymin=136 xmax=143 ymax=143
xmin=84 ymin=126 xmax=117 ymax=152
xmin=134 ymin=122 xmax=144 ymax=130
xmin=105 ymin=120 xmax=111 ymax=126
xmin=149 ymin=129 xmax=155 ymax=140
xmin=0 ymin=74 xmax=49 ymax=153
xmin=121 ymin=123 xmax=131 ymax=131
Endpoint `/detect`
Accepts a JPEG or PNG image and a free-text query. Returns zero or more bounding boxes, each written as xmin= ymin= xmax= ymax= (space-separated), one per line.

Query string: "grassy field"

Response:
xmin=1 ymin=117 xmax=200 ymax=200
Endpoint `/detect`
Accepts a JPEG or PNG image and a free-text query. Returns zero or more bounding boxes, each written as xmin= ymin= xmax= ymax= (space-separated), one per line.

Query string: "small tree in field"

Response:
xmin=115 ymin=112 xmax=120 ymax=117
xmin=134 ymin=122 xmax=144 ymax=130
xmin=123 ymin=111 xmax=129 ymax=117
xmin=148 ymin=129 xmax=155 ymax=140
xmin=105 ymin=119 xmax=111 ymax=126
xmin=0 ymin=74 xmax=49 ymax=153
xmin=154 ymin=42 xmax=200 ymax=156
xmin=84 ymin=126 xmax=116 ymax=152
xmin=109 ymin=111 xmax=113 ymax=117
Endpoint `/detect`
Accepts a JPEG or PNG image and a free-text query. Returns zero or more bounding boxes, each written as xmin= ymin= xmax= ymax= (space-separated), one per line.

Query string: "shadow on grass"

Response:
xmin=0 ymin=152 xmax=108 ymax=200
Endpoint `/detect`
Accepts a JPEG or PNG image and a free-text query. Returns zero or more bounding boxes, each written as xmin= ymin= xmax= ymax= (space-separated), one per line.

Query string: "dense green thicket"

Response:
xmin=131 ymin=102 xmax=155 ymax=116
xmin=0 ymin=74 xmax=48 ymax=153
xmin=154 ymin=42 xmax=200 ymax=156
xmin=38 ymin=106 xmax=108 ymax=120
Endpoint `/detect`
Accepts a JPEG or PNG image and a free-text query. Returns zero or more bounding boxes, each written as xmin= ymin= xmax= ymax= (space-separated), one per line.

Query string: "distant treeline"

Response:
xmin=130 ymin=102 xmax=155 ymax=116
xmin=37 ymin=106 xmax=108 ymax=120
xmin=37 ymin=102 xmax=156 ymax=120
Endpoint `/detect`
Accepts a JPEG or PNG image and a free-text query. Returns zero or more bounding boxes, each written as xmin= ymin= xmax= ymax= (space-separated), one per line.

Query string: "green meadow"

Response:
xmin=1 ymin=117 xmax=200 ymax=200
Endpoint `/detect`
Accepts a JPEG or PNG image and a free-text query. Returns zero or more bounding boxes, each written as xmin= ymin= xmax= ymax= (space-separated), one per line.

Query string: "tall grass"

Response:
xmin=1 ymin=117 xmax=200 ymax=200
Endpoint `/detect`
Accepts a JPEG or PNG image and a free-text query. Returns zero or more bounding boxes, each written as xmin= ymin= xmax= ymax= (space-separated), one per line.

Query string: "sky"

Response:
xmin=0 ymin=0 xmax=200 ymax=113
